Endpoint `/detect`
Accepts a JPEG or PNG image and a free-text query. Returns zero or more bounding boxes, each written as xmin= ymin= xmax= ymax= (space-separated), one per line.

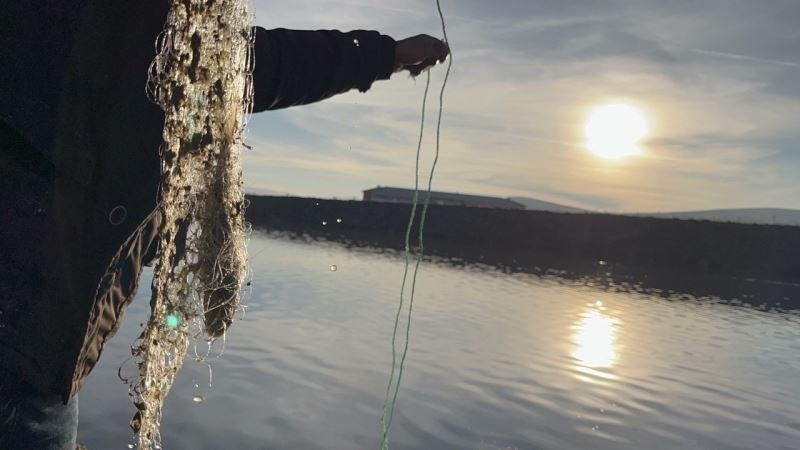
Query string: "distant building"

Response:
xmin=363 ymin=186 xmax=525 ymax=210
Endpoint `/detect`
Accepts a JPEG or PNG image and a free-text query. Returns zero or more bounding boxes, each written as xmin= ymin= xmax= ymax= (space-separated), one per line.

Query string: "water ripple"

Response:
xmin=77 ymin=234 xmax=800 ymax=449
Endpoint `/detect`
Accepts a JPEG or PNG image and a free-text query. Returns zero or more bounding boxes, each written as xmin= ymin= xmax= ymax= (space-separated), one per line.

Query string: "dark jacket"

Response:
xmin=0 ymin=0 xmax=395 ymax=403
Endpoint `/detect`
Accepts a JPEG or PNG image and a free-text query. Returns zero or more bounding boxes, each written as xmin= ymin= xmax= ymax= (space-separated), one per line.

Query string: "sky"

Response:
xmin=245 ymin=0 xmax=800 ymax=213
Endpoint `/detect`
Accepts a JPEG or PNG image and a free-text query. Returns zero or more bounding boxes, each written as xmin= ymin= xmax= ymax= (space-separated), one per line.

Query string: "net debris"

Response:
xmin=126 ymin=1 xmax=254 ymax=448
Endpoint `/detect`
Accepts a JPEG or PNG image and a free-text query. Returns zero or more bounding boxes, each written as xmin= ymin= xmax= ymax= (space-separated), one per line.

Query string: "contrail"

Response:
xmin=666 ymin=44 xmax=800 ymax=69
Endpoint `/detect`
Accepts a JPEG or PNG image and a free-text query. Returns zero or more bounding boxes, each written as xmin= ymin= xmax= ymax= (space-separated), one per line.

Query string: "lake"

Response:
xmin=78 ymin=232 xmax=800 ymax=449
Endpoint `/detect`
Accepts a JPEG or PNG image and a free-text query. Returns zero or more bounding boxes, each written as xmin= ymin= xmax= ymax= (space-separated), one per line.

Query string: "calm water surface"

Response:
xmin=78 ymin=232 xmax=800 ymax=449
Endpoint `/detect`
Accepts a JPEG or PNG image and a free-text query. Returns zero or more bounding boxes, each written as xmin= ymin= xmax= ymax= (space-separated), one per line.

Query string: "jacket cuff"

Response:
xmin=353 ymin=30 xmax=396 ymax=92
xmin=377 ymin=34 xmax=396 ymax=81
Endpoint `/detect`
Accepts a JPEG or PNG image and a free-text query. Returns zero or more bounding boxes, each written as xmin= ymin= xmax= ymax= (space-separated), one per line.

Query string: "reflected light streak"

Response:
xmin=571 ymin=305 xmax=619 ymax=369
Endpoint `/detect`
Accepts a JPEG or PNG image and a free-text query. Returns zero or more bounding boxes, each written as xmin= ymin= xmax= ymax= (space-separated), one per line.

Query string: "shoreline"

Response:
xmin=245 ymin=195 xmax=800 ymax=308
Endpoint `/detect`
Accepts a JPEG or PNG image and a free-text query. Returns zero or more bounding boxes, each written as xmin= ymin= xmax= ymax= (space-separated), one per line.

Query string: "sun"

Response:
xmin=584 ymin=103 xmax=648 ymax=160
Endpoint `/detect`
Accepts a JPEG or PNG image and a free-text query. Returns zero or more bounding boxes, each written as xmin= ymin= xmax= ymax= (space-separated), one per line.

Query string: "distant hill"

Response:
xmin=251 ymin=189 xmax=800 ymax=227
xmin=509 ymin=196 xmax=587 ymax=213
xmin=246 ymin=187 xmax=294 ymax=197
xmin=634 ymin=208 xmax=800 ymax=226
xmin=511 ymin=196 xmax=800 ymax=226
xmin=245 ymin=195 xmax=800 ymax=288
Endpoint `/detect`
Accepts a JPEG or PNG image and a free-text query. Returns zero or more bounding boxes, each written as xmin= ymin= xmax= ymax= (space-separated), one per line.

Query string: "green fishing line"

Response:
xmin=379 ymin=69 xmax=431 ymax=449
xmin=379 ymin=1 xmax=452 ymax=448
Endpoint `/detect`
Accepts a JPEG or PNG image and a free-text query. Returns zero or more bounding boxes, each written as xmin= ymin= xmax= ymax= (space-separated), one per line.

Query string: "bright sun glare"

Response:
xmin=584 ymin=103 xmax=648 ymax=160
xmin=571 ymin=304 xmax=619 ymax=369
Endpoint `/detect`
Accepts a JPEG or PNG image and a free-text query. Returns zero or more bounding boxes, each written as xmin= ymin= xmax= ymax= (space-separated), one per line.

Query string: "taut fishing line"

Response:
xmin=379 ymin=1 xmax=452 ymax=448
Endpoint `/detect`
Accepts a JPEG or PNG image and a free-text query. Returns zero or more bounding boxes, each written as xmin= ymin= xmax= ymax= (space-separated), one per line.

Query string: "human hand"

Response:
xmin=394 ymin=34 xmax=450 ymax=76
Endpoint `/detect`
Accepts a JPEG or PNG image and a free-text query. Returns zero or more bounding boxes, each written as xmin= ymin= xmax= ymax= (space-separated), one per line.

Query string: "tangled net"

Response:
xmin=127 ymin=1 xmax=254 ymax=448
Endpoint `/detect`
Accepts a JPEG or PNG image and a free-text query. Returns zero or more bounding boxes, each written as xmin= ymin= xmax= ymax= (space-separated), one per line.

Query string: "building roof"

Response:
xmin=364 ymin=186 xmax=525 ymax=209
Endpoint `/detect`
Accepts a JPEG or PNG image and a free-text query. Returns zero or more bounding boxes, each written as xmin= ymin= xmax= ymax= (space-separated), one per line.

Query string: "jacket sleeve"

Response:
xmin=251 ymin=27 xmax=396 ymax=112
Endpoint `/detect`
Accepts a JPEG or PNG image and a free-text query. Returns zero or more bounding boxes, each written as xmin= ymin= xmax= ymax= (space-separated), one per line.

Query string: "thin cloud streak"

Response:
xmin=665 ymin=44 xmax=800 ymax=69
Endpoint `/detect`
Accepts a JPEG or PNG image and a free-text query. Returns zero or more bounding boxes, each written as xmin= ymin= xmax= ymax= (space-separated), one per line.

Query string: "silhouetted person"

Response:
xmin=0 ymin=2 xmax=449 ymax=448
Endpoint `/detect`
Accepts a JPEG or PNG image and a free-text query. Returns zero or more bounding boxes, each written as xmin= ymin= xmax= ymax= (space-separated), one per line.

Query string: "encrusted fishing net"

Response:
xmin=127 ymin=1 xmax=254 ymax=448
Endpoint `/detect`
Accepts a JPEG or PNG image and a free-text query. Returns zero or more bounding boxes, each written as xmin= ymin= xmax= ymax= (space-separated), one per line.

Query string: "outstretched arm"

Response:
xmin=252 ymin=27 xmax=449 ymax=112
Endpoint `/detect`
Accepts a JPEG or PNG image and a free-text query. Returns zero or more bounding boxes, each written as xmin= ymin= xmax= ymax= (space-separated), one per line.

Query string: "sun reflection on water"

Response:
xmin=571 ymin=303 xmax=620 ymax=371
